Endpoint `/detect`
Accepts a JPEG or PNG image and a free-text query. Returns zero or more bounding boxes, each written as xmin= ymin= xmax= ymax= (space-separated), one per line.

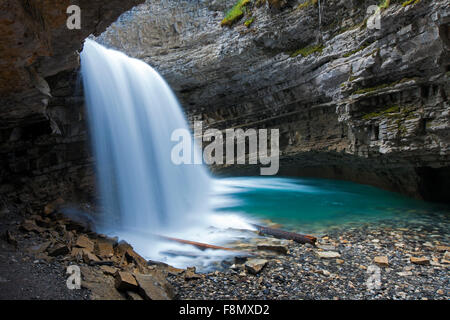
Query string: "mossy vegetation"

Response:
xmin=221 ymin=0 xmax=251 ymax=27
xmin=244 ymin=17 xmax=255 ymax=27
xmin=353 ymin=78 xmax=416 ymax=96
xmin=361 ymin=104 xmax=417 ymax=122
xmin=362 ymin=105 xmax=400 ymax=120
xmin=379 ymin=0 xmax=390 ymax=9
xmin=289 ymin=45 xmax=324 ymax=58
xmin=297 ymin=0 xmax=318 ymax=10
xmin=402 ymin=0 xmax=420 ymax=7
xmin=354 ymin=83 xmax=392 ymax=95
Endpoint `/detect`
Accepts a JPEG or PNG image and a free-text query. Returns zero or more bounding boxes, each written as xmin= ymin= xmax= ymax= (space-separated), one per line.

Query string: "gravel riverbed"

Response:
xmin=168 ymin=219 xmax=449 ymax=300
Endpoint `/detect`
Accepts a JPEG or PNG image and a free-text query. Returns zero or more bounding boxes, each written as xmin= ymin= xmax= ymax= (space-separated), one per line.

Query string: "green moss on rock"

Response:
xmin=297 ymin=0 xmax=318 ymax=10
xmin=289 ymin=45 xmax=324 ymax=58
xmin=402 ymin=0 xmax=420 ymax=7
xmin=353 ymin=78 xmax=416 ymax=96
xmin=221 ymin=0 xmax=251 ymax=27
xmin=244 ymin=17 xmax=254 ymax=27
xmin=354 ymin=83 xmax=391 ymax=95
xmin=362 ymin=105 xmax=400 ymax=120
xmin=379 ymin=0 xmax=390 ymax=9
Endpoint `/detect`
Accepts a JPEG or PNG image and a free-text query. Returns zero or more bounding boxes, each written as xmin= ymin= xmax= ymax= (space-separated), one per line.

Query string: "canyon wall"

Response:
xmin=0 ymin=0 xmax=449 ymax=209
xmin=96 ymin=0 xmax=450 ymax=201
xmin=0 ymin=0 xmax=144 ymax=211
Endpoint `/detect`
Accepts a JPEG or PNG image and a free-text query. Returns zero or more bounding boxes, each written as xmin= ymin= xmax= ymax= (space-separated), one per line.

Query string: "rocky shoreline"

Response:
xmin=0 ymin=200 xmax=448 ymax=300
xmin=170 ymin=220 xmax=449 ymax=300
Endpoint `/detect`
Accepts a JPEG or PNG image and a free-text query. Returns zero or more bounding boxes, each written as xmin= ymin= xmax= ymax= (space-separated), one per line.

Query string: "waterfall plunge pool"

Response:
xmin=98 ymin=176 xmax=450 ymax=272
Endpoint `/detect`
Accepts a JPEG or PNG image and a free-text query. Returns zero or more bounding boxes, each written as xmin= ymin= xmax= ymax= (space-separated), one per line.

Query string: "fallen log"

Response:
xmin=252 ymin=224 xmax=317 ymax=245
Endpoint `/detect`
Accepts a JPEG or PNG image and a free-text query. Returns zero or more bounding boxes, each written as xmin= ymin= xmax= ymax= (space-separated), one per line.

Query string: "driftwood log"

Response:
xmin=252 ymin=224 xmax=317 ymax=245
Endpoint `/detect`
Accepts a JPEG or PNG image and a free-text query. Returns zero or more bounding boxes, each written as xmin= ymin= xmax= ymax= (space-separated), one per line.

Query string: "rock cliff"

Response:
xmin=96 ymin=0 xmax=450 ymax=201
xmin=0 ymin=0 xmax=449 ymax=206
xmin=0 ymin=0 xmax=144 ymax=209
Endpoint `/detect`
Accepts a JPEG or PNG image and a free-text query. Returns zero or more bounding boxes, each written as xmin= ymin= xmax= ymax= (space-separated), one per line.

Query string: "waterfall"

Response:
xmin=80 ymin=39 xmax=254 ymax=270
xmin=80 ymin=39 xmax=210 ymax=236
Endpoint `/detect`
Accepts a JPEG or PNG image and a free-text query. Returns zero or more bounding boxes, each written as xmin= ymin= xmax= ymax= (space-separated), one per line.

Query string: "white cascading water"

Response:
xmin=81 ymin=39 xmax=252 ymax=270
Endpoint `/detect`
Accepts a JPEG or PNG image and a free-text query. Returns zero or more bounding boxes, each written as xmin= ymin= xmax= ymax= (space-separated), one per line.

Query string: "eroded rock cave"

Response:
xmin=1 ymin=0 xmax=449 ymax=214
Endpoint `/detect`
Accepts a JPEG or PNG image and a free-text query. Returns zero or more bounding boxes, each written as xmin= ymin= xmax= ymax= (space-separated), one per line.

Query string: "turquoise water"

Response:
xmin=212 ymin=177 xmax=450 ymax=234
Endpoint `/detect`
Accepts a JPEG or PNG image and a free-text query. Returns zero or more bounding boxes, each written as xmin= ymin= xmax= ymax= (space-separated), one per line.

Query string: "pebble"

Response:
xmin=316 ymin=251 xmax=341 ymax=259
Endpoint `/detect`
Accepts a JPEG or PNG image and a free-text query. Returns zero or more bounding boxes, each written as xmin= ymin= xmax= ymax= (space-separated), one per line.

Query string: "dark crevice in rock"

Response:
xmin=416 ymin=166 xmax=450 ymax=204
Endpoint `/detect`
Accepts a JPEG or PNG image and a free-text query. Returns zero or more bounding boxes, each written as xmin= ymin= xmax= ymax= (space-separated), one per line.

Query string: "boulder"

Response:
xmin=70 ymin=247 xmax=85 ymax=260
xmin=114 ymin=241 xmax=148 ymax=271
xmin=100 ymin=265 xmax=118 ymax=276
xmin=114 ymin=241 xmax=133 ymax=256
xmin=134 ymin=272 xmax=174 ymax=300
xmin=48 ymin=244 xmax=70 ymax=257
xmin=96 ymin=241 xmax=114 ymax=258
xmin=80 ymin=266 xmax=126 ymax=300
xmin=257 ymin=244 xmax=288 ymax=255
xmin=245 ymin=259 xmax=268 ymax=274
xmin=83 ymin=251 xmax=101 ymax=264
xmin=374 ymin=256 xmax=389 ymax=267
xmin=114 ymin=271 xmax=138 ymax=292
xmin=184 ymin=267 xmax=201 ymax=280
xmin=75 ymin=235 xmax=95 ymax=252
xmin=166 ymin=266 xmax=185 ymax=276
xmin=126 ymin=249 xmax=147 ymax=269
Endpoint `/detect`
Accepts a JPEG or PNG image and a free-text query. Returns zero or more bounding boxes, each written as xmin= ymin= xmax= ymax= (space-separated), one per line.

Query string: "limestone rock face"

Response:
xmin=96 ymin=0 xmax=450 ymax=201
xmin=0 ymin=0 xmax=144 ymax=128
xmin=0 ymin=0 xmax=144 ymax=209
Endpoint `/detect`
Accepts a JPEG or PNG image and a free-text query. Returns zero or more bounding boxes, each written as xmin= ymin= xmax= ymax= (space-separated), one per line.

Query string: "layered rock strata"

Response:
xmin=97 ymin=0 xmax=450 ymax=201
